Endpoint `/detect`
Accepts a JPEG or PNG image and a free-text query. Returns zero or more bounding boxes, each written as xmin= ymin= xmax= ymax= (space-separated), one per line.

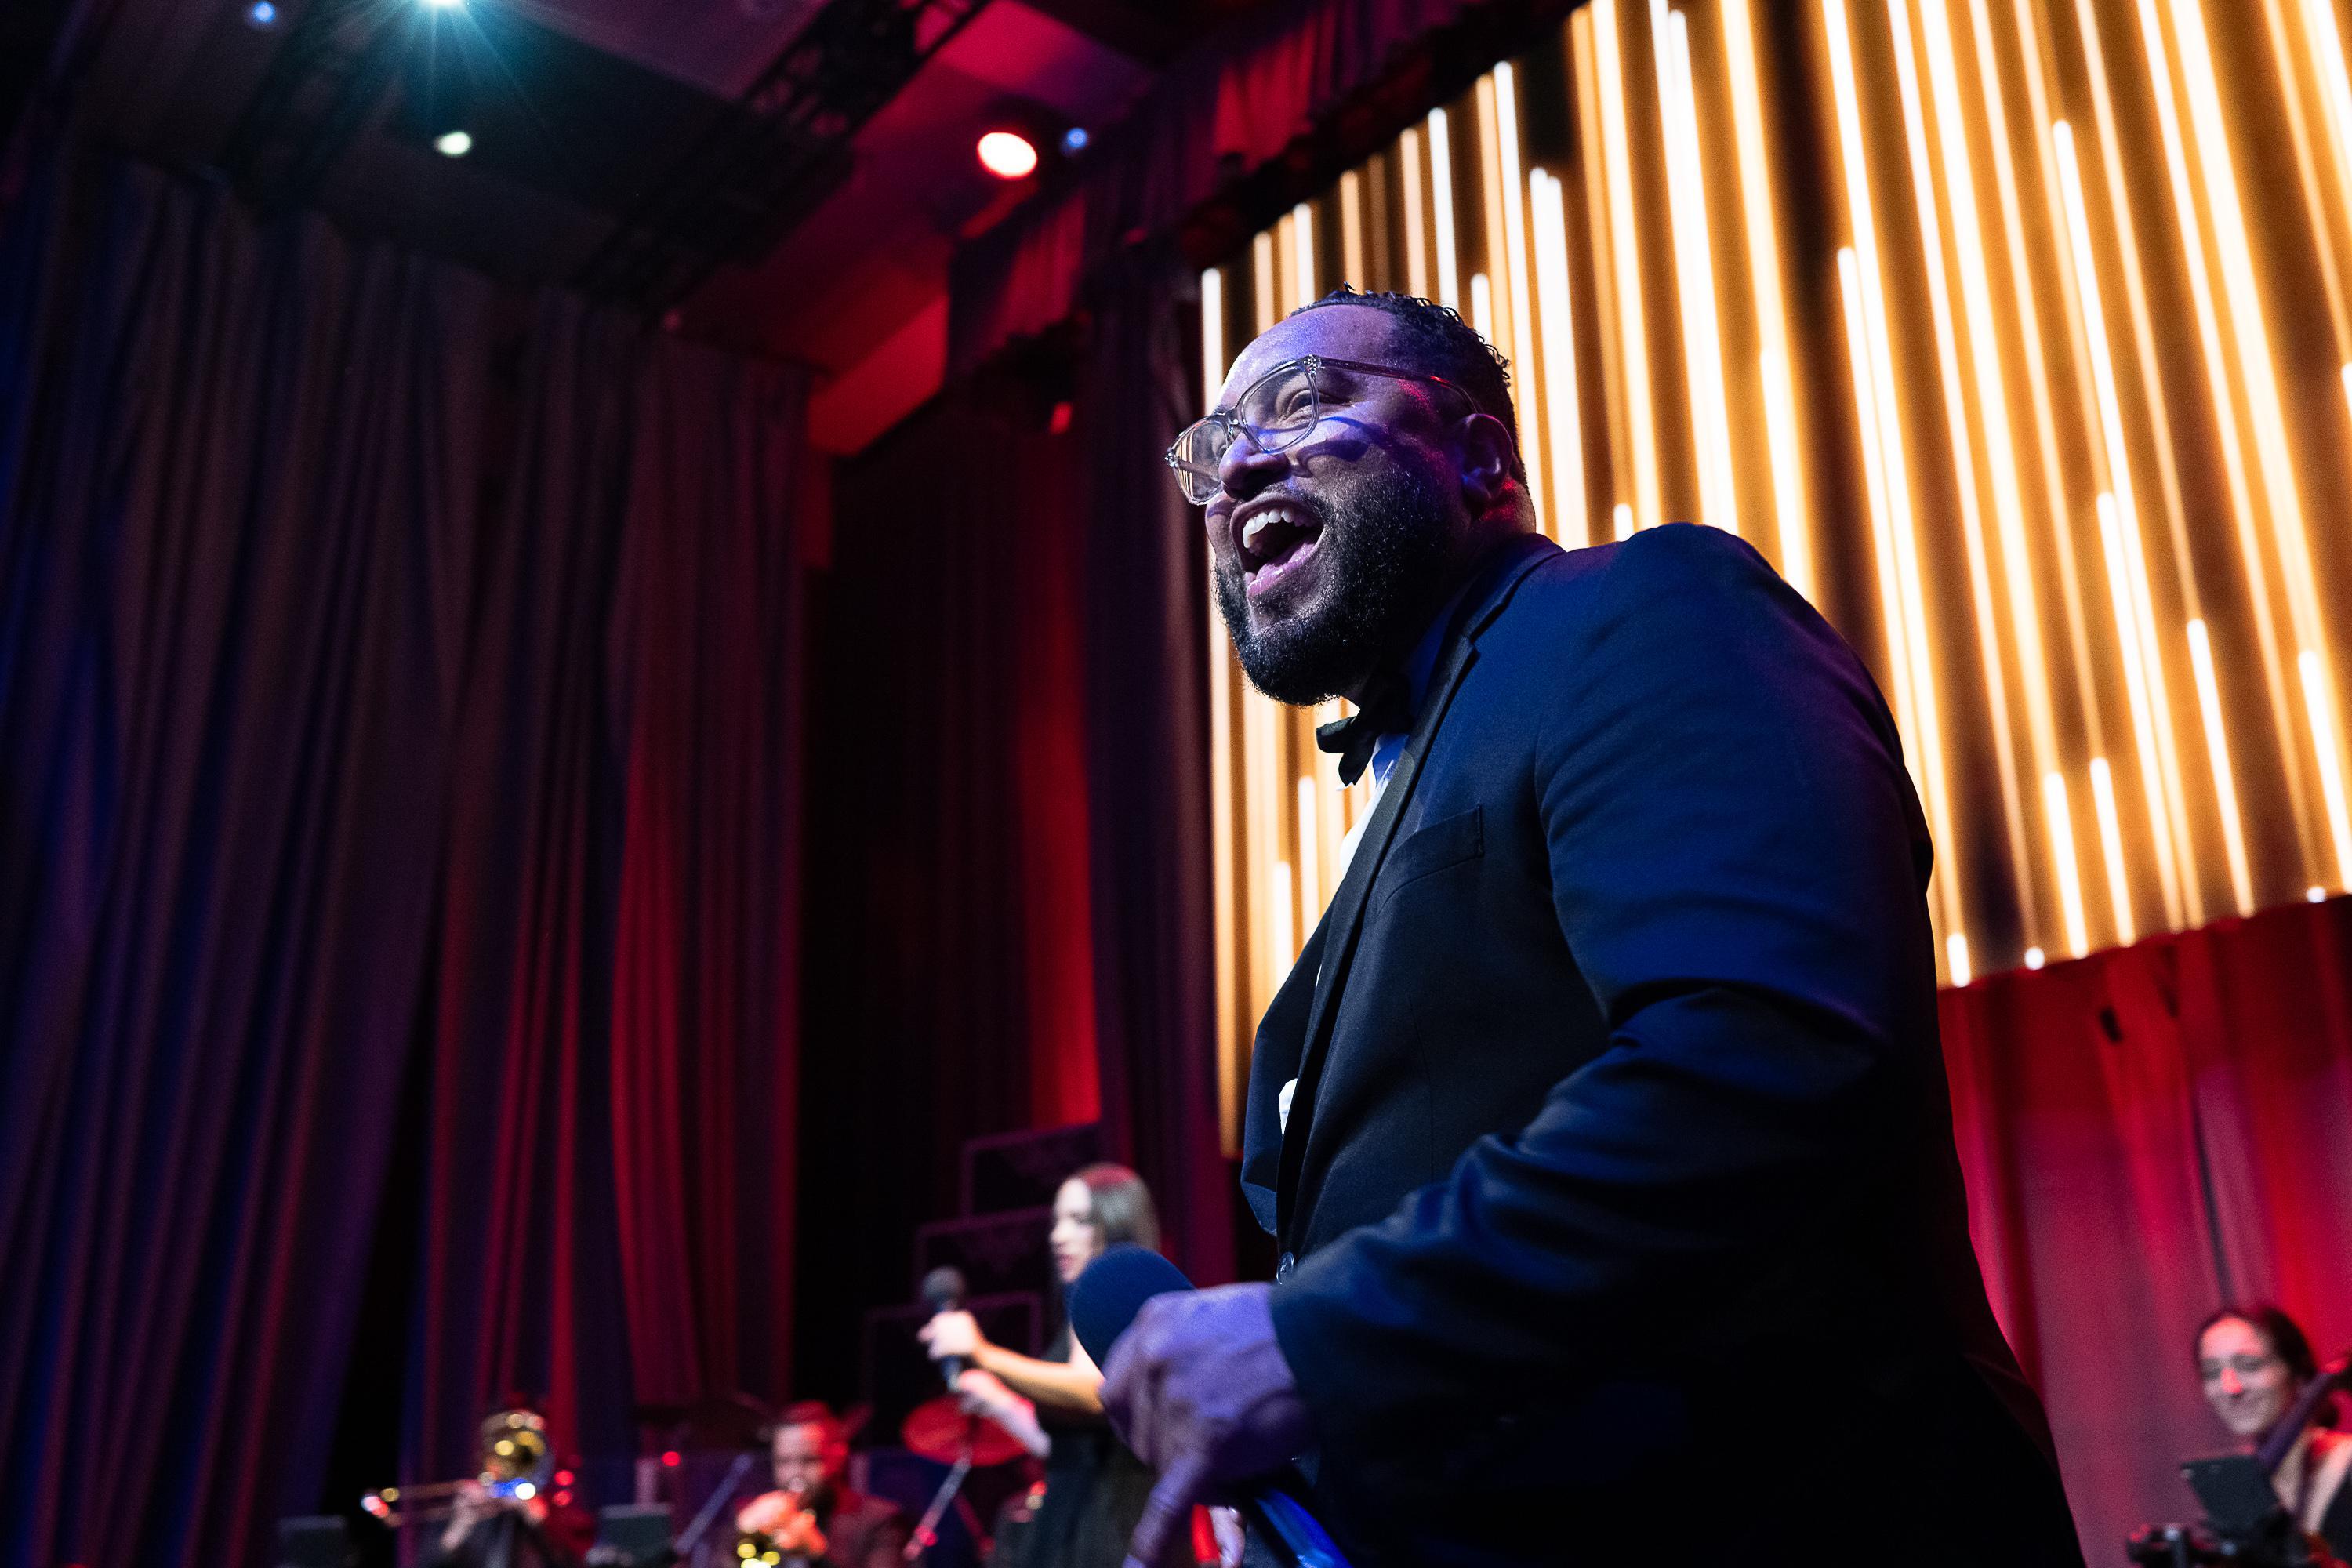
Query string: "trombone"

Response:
xmin=362 ymin=1408 xmax=554 ymax=1529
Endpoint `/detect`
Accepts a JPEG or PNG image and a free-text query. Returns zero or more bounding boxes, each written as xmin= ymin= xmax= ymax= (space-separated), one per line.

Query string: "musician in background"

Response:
xmin=2199 ymin=1305 xmax=2352 ymax=1553
xmin=919 ymin=1165 xmax=1160 ymax=1568
xmin=427 ymin=1408 xmax=592 ymax=1568
xmin=734 ymin=1402 xmax=908 ymax=1568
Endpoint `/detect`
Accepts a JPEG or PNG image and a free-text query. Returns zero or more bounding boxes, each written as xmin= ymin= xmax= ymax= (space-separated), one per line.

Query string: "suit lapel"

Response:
xmin=1272 ymin=536 xmax=1557 ymax=1240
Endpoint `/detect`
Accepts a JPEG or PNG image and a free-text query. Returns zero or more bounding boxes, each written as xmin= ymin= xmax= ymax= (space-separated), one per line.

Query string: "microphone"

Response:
xmin=919 ymin=1266 xmax=969 ymax=1387
xmin=1069 ymin=1247 xmax=1352 ymax=1568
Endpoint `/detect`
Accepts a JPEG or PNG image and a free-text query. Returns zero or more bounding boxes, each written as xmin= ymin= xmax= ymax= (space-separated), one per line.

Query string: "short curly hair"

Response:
xmin=1289 ymin=285 xmax=1525 ymax=483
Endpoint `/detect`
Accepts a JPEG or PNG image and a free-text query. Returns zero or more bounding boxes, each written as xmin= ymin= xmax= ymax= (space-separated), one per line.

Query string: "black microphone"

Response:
xmin=1069 ymin=1246 xmax=1351 ymax=1568
xmin=919 ymin=1265 xmax=969 ymax=1387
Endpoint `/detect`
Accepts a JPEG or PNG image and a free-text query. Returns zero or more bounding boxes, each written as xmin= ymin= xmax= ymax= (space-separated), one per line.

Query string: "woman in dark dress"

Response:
xmin=2197 ymin=1304 xmax=2352 ymax=1555
xmin=920 ymin=1165 xmax=1162 ymax=1567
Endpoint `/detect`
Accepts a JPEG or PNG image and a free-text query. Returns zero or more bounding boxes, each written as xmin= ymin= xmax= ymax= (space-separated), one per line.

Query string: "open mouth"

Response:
xmin=1239 ymin=502 xmax=1326 ymax=602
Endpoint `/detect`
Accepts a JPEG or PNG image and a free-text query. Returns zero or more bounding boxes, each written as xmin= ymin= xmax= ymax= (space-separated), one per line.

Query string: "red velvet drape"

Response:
xmin=1944 ymin=897 xmax=2352 ymax=1564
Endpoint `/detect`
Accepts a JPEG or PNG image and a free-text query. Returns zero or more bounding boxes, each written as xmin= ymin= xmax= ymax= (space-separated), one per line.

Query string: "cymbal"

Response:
xmin=899 ymin=1397 xmax=1025 ymax=1468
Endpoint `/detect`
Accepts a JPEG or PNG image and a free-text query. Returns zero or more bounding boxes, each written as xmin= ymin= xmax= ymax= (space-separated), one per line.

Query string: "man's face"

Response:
xmin=2199 ymin=1317 xmax=2296 ymax=1440
xmin=1201 ymin=305 xmax=1472 ymax=705
xmin=770 ymin=1422 xmax=837 ymax=1500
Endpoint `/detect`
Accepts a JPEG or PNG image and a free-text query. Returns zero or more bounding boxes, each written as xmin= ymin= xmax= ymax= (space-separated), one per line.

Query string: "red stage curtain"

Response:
xmin=1944 ymin=897 xmax=2352 ymax=1564
xmin=0 ymin=145 xmax=809 ymax=1566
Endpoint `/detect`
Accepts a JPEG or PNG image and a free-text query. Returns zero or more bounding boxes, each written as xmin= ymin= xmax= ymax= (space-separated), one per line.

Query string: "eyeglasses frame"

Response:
xmin=1164 ymin=354 xmax=1482 ymax=504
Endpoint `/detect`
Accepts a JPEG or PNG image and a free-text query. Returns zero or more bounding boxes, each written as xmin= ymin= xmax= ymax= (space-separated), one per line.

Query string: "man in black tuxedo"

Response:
xmin=1099 ymin=289 xmax=2084 ymax=1566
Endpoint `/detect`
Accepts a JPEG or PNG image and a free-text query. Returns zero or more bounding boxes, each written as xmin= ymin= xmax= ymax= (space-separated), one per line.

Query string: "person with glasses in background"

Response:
xmin=1095 ymin=285 xmax=2084 ymax=1566
xmin=2198 ymin=1305 xmax=2352 ymax=1555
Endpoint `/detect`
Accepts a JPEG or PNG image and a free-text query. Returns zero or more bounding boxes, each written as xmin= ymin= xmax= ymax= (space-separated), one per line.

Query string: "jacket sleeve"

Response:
xmin=1267 ymin=522 xmax=1939 ymax=1439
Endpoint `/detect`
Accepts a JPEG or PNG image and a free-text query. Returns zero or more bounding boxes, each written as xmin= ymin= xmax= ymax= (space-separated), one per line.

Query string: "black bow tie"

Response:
xmin=1315 ymin=670 xmax=1414 ymax=787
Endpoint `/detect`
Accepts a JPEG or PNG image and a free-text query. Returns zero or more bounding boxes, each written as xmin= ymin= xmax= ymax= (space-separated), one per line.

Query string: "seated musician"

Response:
xmin=735 ymin=1401 xmax=908 ymax=1568
xmin=2199 ymin=1304 xmax=2352 ymax=1555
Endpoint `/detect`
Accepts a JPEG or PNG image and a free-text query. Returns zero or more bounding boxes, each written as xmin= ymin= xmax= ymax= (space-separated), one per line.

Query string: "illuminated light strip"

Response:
xmin=1839 ymin=247 xmax=1922 ymax=775
xmin=1469 ymin=272 xmax=1495 ymax=339
xmin=1200 ymin=268 xmax=1225 ymax=408
xmin=2299 ymin=0 xmax=2352 ymax=232
xmin=1399 ymin=127 xmax=1431 ymax=299
xmin=2304 ymin=649 xmax=2352 ymax=890
xmin=1339 ymin=172 xmax=1367 ymax=288
xmin=1592 ymin=0 xmax=1664 ymax=532
xmin=2260 ymin=0 xmax=2352 ymax=357
xmin=1428 ymin=109 xmax=1462 ymax=309
xmin=1530 ymin=169 xmax=1592 ymax=547
xmin=1493 ymin=64 xmax=1548 ymax=539
xmin=1920 ymin=0 xmax=2071 ymax=945
xmin=1614 ymin=502 xmax=1635 ymax=540
xmin=1887 ymin=0 xmax=2038 ymax=946
xmin=2055 ymin=125 xmax=2188 ymax=928
xmin=1721 ymin=0 xmax=1809 ymax=593
xmin=1969 ymin=0 xmax=2107 ymax=764
xmin=2042 ymin=772 xmax=2091 ymax=957
xmin=2096 ymin=492 xmax=2182 ymax=930
xmin=1654 ymin=8 xmax=1739 ymax=535
xmin=1253 ymin=231 xmax=1277 ymax=334
xmin=2071 ymin=0 xmax=2199 ymax=627
xmin=2167 ymin=0 xmax=2352 ymax=895
xmin=1268 ymin=859 xmax=1295 ymax=976
xmin=1295 ymin=775 xmax=1323 ymax=919
xmin=1290 ymin=202 xmax=1317 ymax=307
xmin=1947 ymin=934 xmax=1972 ymax=988
xmin=2187 ymin=620 xmax=2254 ymax=916
xmin=1573 ymin=11 xmax=1635 ymax=515
xmin=1245 ymin=680 xmax=1284 ymax=995
xmin=2131 ymin=0 xmax=2318 ymax=886
xmin=1824 ymin=0 xmax=1964 ymax=958
xmin=2092 ymin=757 xmax=2136 ymax=946
xmin=1475 ymin=76 xmax=1515 ymax=360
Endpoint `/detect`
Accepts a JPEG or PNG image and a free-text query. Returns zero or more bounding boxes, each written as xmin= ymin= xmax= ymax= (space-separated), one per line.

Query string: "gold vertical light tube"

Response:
xmin=2092 ymin=757 xmax=2136 ymax=946
xmin=1970 ymin=0 xmax=2107 ymax=774
xmin=1531 ymin=169 xmax=1592 ymax=546
xmin=2042 ymin=771 xmax=2092 ymax=957
xmin=1722 ymin=0 xmax=1810 ymax=593
xmin=1291 ymin=202 xmax=1317 ymax=307
xmin=1887 ymin=0 xmax=2038 ymax=948
xmin=2186 ymin=620 xmax=2254 ymax=916
xmin=1469 ymin=272 xmax=1495 ymax=339
xmin=1922 ymin=0 xmax=2075 ymax=948
xmin=1840 ymin=246 xmax=1922 ymax=775
xmin=1400 ymin=127 xmax=1432 ymax=299
xmin=2166 ymin=0 xmax=2352 ymax=894
xmin=1253 ymin=231 xmax=1278 ymax=333
xmin=1202 ymin=270 xmax=1240 ymax=1138
xmin=1200 ymin=267 xmax=1225 ymax=405
xmin=1339 ymin=172 xmax=1367 ymax=289
xmin=1295 ymin=775 xmax=1322 ymax=920
xmin=1428 ymin=108 xmax=1463 ymax=309
xmin=2096 ymin=490 xmax=2179 ymax=931
xmin=1824 ymin=0 xmax=1965 ymax=967
xmin=1574 ymin=11 xmax=1635 ymax=516
xmin=1614 ymin=502 xmax=1636 ymax=539
xmin=1655 ymin=7 xmax=1739 ymax=535
xmin=2054 ymin=122 xmax=2189 ymax=928
xmin=2129 ymin=0 xmax=2314 ymax=891
xmin=1593 ymin=0 xmax=1664 ymax=532
xmin=1494 ymin=63 xmax=1548 ymax=539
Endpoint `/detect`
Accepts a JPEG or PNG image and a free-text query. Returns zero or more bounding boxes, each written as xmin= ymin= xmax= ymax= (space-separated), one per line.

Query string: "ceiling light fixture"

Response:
xmin=976 ymin=129 xmax=1038 ymax=180
xmin=246 ymin=0 xmax=278 ymax=25
xmin=434 ymin=129 xmax=474 ymax=157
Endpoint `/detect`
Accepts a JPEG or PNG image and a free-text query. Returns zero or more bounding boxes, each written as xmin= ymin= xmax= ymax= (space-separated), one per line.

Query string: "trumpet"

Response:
xmin=362 ymin=1408 xmax=554 ymax=1528
xmin=733 ymin=1477 xmax=822 ymax=1566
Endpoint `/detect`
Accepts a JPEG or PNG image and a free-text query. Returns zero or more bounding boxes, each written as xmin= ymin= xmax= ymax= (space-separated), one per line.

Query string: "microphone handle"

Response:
xmin=1236 ymin=1468 xmax=1352 ymax=1568
xmin=938 ymin=1352 xmax=968 ymax=1388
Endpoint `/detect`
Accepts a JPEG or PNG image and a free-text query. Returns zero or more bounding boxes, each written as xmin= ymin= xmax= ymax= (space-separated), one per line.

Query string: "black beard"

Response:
xmin=1214 ymin=464 xmax=1457 ymax=705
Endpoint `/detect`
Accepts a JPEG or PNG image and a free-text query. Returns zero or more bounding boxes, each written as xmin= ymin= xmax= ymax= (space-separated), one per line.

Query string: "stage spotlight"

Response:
xmin=434 ymin=129 xmax=473 ymax=158
xmin=1061 ymin=126 xmax=1090 ymax=156
xmin=245 ymin=0 xmax=278 ymax=25
xmin=424 ymin=0 xmax=465 ymax=9
xmin=977 ymin=130 xmax=1038 ymax=180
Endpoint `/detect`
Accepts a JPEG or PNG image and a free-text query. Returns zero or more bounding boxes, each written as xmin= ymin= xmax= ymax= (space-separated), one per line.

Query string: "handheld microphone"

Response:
xmin=1068 ymin=1247 xmax=1352 ymax=1568
xmin=919 ymin=1265 xmax=970 ymax=1387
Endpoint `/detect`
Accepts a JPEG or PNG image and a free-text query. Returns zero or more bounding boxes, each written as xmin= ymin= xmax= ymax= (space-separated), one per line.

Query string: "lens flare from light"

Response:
xmin=977 ymin=131 xmax=1038 ymax=180
xmin=434 ymin=130 xmax=473 ymax=158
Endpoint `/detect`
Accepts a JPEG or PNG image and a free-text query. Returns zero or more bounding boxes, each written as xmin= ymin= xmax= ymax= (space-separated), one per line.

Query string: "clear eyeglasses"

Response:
xmin=1164 ymin=354 xmax=1477 ymax=505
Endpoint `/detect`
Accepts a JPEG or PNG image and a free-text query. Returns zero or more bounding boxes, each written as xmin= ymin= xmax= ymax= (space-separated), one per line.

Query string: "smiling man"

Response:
xmin=1098 ymin=289 xmax=2085 ymax=1566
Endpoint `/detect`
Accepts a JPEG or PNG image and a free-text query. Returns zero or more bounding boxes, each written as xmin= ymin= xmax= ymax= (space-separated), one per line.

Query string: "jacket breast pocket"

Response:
xmin=1370 ymin=804 xmax=1483 ymax=912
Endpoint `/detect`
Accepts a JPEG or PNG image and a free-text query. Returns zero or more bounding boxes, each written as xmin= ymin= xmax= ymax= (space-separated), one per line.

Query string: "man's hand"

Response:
xmin=1099 ymin=1282 xmax=1312 ymax=1568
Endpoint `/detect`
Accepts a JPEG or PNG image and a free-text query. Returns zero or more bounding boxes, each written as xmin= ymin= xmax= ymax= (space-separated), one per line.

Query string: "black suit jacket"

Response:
xmin=1244 ymin=526 xmax=2082 ymax=1566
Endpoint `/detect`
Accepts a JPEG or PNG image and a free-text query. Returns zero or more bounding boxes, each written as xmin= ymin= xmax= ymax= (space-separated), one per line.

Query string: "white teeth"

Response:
xmin=1241 ymin=507 xmax=1307 ymax=555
